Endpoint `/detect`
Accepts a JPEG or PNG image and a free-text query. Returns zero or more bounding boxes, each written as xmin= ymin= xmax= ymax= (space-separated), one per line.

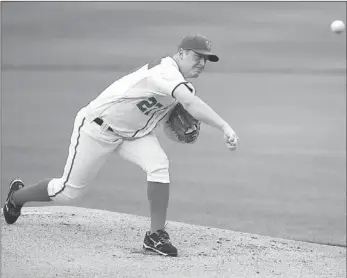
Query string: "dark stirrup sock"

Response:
xmin=147 ymin=181 xmax=170 ymax=233
xmin=11 ymin=179 xmax=52 ymax=207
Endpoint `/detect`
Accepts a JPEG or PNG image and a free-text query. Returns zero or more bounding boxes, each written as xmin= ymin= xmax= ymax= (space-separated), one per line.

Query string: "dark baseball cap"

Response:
xmin=178 ymin=34 xmax=219 ymax=62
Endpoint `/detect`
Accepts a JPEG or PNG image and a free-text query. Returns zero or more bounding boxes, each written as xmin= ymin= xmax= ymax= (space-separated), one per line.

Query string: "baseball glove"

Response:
xmin=163 ymin=103 xmax=201 ymax=144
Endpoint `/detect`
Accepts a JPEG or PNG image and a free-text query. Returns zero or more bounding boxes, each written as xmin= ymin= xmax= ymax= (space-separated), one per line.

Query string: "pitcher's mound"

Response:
xmin=1 ymin=206 xmax=346 ymax=278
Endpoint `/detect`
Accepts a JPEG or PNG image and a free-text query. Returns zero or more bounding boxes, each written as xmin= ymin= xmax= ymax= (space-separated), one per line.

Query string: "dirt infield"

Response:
xmin=1 ymin=206 xmax=346 ymax=278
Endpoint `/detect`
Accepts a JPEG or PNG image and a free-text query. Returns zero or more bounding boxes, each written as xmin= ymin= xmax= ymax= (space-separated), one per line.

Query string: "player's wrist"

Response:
xmin=220 ymin=121 xmax=231 ymax=133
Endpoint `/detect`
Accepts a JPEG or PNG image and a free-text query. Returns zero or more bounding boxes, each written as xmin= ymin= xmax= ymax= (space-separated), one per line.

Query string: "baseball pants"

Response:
xmin=47 ymin=107 xmax=170 ymax=203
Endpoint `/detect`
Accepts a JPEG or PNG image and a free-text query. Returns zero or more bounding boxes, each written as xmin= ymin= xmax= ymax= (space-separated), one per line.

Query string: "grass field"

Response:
xmin=1 ymin=2 xmax=346 ymax=246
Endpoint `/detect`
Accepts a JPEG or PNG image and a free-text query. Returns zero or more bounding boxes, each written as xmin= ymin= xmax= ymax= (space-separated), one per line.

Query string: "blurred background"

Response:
xmin=1 ymin=2 xmax=346 ymax=246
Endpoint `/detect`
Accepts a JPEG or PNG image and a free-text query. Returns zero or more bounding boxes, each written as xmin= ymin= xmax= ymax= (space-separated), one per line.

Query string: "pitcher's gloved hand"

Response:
xmin=163 ymin=103 xmax=201 ymax=144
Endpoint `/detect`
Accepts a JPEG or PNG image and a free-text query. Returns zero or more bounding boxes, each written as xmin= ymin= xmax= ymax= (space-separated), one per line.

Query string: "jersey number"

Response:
xmin=135 ymin=57 xmax=165 ymax=115
xmin=137 ymin=97 xmax=163 ymax=115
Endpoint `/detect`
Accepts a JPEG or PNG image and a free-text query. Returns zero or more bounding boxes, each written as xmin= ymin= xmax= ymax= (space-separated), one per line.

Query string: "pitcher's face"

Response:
xmin=178 ymin=49 xmax=207 ymax=78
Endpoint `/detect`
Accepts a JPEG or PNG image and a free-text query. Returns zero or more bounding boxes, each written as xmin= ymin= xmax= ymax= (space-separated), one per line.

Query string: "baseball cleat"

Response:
xmin=143 ymin=229 xmax=178 ymax=257
xmin=3 ymin=179 xmax=25 ymax=224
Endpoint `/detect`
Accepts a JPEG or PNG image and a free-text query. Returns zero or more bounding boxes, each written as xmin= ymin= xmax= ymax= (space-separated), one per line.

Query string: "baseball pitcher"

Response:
xmin=3 ymin=34 xmax=239 ymax=257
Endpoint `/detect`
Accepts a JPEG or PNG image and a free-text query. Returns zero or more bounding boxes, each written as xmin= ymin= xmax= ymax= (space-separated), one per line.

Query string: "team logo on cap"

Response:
xmin=205 ymin=40 xmax=211 ymax=50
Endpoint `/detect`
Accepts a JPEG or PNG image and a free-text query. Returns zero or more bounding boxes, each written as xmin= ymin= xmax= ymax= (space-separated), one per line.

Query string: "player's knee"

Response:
xmin=47 ymin=178 xmax=85 ymax=203
xmin=146 ymin=156 xmax=170 ymax=184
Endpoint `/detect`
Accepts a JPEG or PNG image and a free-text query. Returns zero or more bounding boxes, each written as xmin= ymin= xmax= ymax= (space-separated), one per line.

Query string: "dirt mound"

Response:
xmin=1 ymin=206 xmax=346 ymax=278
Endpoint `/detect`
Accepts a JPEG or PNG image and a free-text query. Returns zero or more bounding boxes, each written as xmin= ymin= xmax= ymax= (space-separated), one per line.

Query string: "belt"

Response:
xmin=93 ymin=118 xmax=114 ymax=132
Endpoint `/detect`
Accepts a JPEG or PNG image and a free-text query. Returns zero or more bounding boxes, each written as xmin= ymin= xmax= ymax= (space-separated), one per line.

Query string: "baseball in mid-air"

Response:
xmin=331 ymin=20 xmax=345 ymax=34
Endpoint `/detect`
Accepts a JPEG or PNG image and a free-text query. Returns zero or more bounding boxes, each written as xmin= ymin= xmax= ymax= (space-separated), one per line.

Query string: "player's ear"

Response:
xmin=178 ymin=48 xmax=186 ymax=60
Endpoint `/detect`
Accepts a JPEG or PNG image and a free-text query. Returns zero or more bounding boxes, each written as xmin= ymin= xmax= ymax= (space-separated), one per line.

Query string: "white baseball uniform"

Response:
xmin=47 ymin=56 xmax=196 ymax=203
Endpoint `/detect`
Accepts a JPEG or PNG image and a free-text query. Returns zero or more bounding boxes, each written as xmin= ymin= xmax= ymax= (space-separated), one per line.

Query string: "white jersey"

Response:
xmin=85 ymin=56 xmax=195 ymax=139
